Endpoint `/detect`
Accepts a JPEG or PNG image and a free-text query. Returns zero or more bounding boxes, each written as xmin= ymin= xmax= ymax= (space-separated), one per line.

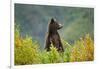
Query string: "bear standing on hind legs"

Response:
xmin=45 ymin=18 xmax=64 ymax=52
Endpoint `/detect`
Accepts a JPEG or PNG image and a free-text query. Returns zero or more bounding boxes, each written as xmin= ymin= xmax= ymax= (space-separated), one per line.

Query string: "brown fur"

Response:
xmin=45 ymin=18 xmax=64 ymax=52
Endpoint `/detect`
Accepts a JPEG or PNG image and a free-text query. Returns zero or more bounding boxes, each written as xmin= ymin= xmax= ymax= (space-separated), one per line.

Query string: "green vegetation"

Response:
xmin=14 ymin=26 xmax=94 ymax=65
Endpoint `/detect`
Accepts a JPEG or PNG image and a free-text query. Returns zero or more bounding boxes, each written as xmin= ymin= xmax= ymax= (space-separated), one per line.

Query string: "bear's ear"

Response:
xmin=51 ymin=18 xmax=55 ymax=23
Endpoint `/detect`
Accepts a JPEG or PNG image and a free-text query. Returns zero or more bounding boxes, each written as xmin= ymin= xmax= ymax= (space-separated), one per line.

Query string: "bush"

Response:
xmin=14 ymin=25 xmax=94 ymax=65
xmin=70 ymin=34 xmax=94 ymax=62
xmin=14 ymin=26 xmax=41 ymax=65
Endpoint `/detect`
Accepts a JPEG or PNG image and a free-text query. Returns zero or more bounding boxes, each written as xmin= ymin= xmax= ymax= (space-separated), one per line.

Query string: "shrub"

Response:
xmin=70 ymin=34 xmax=94 ymax=62
xmin=14 ymin=26 xmax=41 ymax=65
xmin=14 ymin=25 xmax=94 ymax=65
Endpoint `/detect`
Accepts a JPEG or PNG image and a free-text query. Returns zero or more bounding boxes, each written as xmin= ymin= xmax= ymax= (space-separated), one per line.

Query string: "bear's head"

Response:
xmin=48 ymin=18 xmax=63 ymax=33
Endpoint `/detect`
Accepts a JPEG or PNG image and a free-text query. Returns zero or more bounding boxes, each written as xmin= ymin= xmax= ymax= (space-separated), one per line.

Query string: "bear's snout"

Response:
xmin=58 ymin=23 xmax=63 ymax=29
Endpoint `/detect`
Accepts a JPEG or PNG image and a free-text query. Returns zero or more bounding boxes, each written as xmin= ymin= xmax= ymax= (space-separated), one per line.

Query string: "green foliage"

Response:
xmin=70 ymin=34 xmax=94 ymax=62
xmin=47 ymin=46 xmax=62 ymax=63
xmin=15 ymin=26 xmax=41 ymax=65
xmin=15 ymin=26 xmax=94 ymax=65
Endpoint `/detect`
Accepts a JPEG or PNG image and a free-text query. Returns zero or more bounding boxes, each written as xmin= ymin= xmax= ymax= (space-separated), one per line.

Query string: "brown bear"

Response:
xmin=45 ymin=18 xmax=64 ymax=52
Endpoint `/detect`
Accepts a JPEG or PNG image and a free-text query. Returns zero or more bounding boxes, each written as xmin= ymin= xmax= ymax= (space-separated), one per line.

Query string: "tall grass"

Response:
xmin=14 ymin=25 xmax=94 ymax=65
